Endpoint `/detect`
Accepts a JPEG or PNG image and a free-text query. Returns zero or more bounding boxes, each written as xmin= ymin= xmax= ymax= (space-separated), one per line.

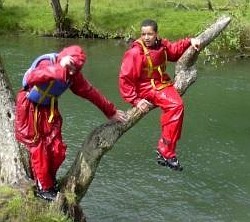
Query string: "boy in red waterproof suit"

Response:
xmin=119 ymin=19 xmax=200 ymax=171
xmin=15 ymin=45 xmax=126 ymax=201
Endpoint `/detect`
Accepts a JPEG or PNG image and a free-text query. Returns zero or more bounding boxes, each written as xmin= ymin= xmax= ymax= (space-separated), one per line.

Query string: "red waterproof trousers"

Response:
xmin=155 ymin=86 xmax=184 ymax=158
xmin=15 ymin=90 xmax=66 ymax=190
xmin=139 ymin=85 xmax=184 ymax=158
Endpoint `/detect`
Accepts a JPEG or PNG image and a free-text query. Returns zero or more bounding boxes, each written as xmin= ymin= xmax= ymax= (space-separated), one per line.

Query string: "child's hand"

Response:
xmin=191 ymin=38 xmax=201 ymax=51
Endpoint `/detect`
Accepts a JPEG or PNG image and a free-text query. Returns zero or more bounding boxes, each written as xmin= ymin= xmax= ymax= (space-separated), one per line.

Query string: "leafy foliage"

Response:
xmin=201 ymin=2 xmax=250 ymax=65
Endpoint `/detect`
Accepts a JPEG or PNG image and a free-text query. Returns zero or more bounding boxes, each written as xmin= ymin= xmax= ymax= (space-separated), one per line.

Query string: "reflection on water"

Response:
xmin=1 ymin=35 xmax=250 ymax=222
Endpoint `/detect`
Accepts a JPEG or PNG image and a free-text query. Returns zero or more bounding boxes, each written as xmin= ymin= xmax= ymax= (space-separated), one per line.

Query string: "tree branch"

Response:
xmin=60 ymin=16 xmax=232 ymax=204
xmin=174 ymin=15 xmax=231 ymax=95
xmin=0 ymin=57 xmax=27 ymax=185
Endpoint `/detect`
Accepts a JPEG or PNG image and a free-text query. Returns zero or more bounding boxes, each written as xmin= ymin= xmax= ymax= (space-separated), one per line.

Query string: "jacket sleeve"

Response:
xmin=119 ymin=48 xmax=142 ymax=106
xmin=69 ymin=73 xmax=117 ymax=118
xmin=25 ymin=60 xmax=67 ymax=86
xmin=162 ymin=38 xmax=191 ymax=62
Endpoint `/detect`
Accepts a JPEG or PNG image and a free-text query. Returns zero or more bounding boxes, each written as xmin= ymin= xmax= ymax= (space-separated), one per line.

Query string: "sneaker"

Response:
xmin=157 ymin=152 xmax=183 ymax=171
xmin=35 ymin=188 xmax=58 ymax=201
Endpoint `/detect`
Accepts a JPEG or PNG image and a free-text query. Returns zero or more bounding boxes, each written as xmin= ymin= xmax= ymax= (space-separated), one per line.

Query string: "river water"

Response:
xmin=1 ymin=35 xmax=250 ymax=222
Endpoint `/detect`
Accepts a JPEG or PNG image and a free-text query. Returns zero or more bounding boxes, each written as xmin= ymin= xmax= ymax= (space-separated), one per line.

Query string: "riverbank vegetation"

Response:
xmin=0 ymin=186 xmax=71 ymax=222
xmin=0 ymin=0 xmax=249 ymax=53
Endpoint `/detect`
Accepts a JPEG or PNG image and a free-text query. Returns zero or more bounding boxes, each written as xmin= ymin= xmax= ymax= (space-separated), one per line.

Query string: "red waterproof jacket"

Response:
xmin=24 ymin=46 xmax=116 ymax=118
xmin=119 ymin=38 xmax=191 ymax=106
xmin=15 ymin=46 xmax=116 ymax=145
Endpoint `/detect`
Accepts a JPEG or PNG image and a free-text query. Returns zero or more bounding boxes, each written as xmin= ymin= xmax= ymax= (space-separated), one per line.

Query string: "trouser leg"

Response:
xmin=154 ymin=86 xmax=184 ymax=158
xmin=158 ymin=105 xmax=184 ymax=158
xmin=29 ymin=140 xmax=54 ymax=190
xmin=50 ymin=138 xmax=66 ymax=181
xmin=29 ymin=138 xmax=66 ymax=190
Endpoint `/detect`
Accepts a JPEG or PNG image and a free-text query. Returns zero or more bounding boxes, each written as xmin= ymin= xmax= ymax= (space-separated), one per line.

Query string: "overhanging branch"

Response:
xmin=60 ymin=16 xmax=232 ymax=203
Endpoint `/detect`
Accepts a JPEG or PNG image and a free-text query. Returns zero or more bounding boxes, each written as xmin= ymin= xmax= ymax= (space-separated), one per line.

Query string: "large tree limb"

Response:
xmin=60 ymin=15 xmax=232 ymax=205
xmin=0 ymin=58 xmax=27 ymax=185
xmin=174 ymin=15 xmax=231 ymax=95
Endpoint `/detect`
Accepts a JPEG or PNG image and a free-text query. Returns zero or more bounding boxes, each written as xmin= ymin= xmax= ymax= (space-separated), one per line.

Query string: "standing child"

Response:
xmin=15 ymin=45 xmax=126 ymax=201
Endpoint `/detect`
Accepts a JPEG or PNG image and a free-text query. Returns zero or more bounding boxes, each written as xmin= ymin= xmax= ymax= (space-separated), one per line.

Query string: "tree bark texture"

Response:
xmin=0 ymin=16 xmax=231 ymax=221
xmin=0 ymin=58 xmax=27 ymax=185
xmin=50 ymin=0 xmax=70 ymax=35
xmin=51 ymin=0 xmax=63 ymax=31
xmin=85 ymin=0 xmax=91 ymax=25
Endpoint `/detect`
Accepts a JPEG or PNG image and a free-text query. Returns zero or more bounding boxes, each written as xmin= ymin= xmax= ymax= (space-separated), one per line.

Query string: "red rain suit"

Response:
xmin=119 ymin=38 xmax=191 ymax=159
xmin=15 ymin=45 xmax=116 ymax=190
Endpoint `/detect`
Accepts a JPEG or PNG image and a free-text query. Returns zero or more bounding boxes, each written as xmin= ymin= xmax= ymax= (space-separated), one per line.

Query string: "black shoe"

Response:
xmin=157 ymin=152 xmax=183 ymax=171
xmin=35 ymin=188 xmax=58 ymax=201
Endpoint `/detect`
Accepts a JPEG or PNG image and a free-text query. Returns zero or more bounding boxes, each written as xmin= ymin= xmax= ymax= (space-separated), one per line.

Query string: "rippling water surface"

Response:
xmin=1 ymin=35 xmax=250 ymax=222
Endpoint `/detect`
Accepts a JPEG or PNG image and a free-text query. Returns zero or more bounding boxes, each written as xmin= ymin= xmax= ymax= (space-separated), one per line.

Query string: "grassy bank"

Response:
xmin=0 ymin=0 xmax=249 ymax=40
xmin=0 ymin=186 xmax=72 ymax=222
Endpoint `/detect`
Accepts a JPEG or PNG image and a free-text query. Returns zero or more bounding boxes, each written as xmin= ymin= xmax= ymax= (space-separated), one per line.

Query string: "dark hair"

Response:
xmin=140 ymin=19 xmax=158 ymax=32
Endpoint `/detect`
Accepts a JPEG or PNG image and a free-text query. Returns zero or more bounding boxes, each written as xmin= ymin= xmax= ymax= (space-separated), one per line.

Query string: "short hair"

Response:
xmin=140 ymin=19 xmax=158 ymax=32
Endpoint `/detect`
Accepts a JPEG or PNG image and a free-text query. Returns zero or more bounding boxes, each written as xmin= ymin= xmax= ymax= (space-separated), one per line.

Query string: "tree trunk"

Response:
xmin=0 ymin=16 xmax=231 ymax=221
xmin=207 ymin=0 xmax=214 ymax=11
xmin=0 ymin=57 xmax=27 ymax=185
xmin=51 ymin=0 xmax=72 ymax=37
xmin=82 ymin=0 xmax=93 ymax=37
xmin=51 ymin=0 xmax=64 ymax=32
xmin=85 ymin=0 xmax=91 ymax=26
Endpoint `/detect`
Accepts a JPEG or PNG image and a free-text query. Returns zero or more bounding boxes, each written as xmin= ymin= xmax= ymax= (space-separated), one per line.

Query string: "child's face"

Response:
xmin=141 ymin=26 xmax=157 ymax=47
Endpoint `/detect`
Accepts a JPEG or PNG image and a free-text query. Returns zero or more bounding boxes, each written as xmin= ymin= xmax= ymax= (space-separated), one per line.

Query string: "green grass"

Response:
xmin=0 ymin=0 xmax=249 ymax=39
xmin=0 ymin=186 xmax=72 ymax=222
xmin=0 ymin=1 xmax=55 ymax=34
